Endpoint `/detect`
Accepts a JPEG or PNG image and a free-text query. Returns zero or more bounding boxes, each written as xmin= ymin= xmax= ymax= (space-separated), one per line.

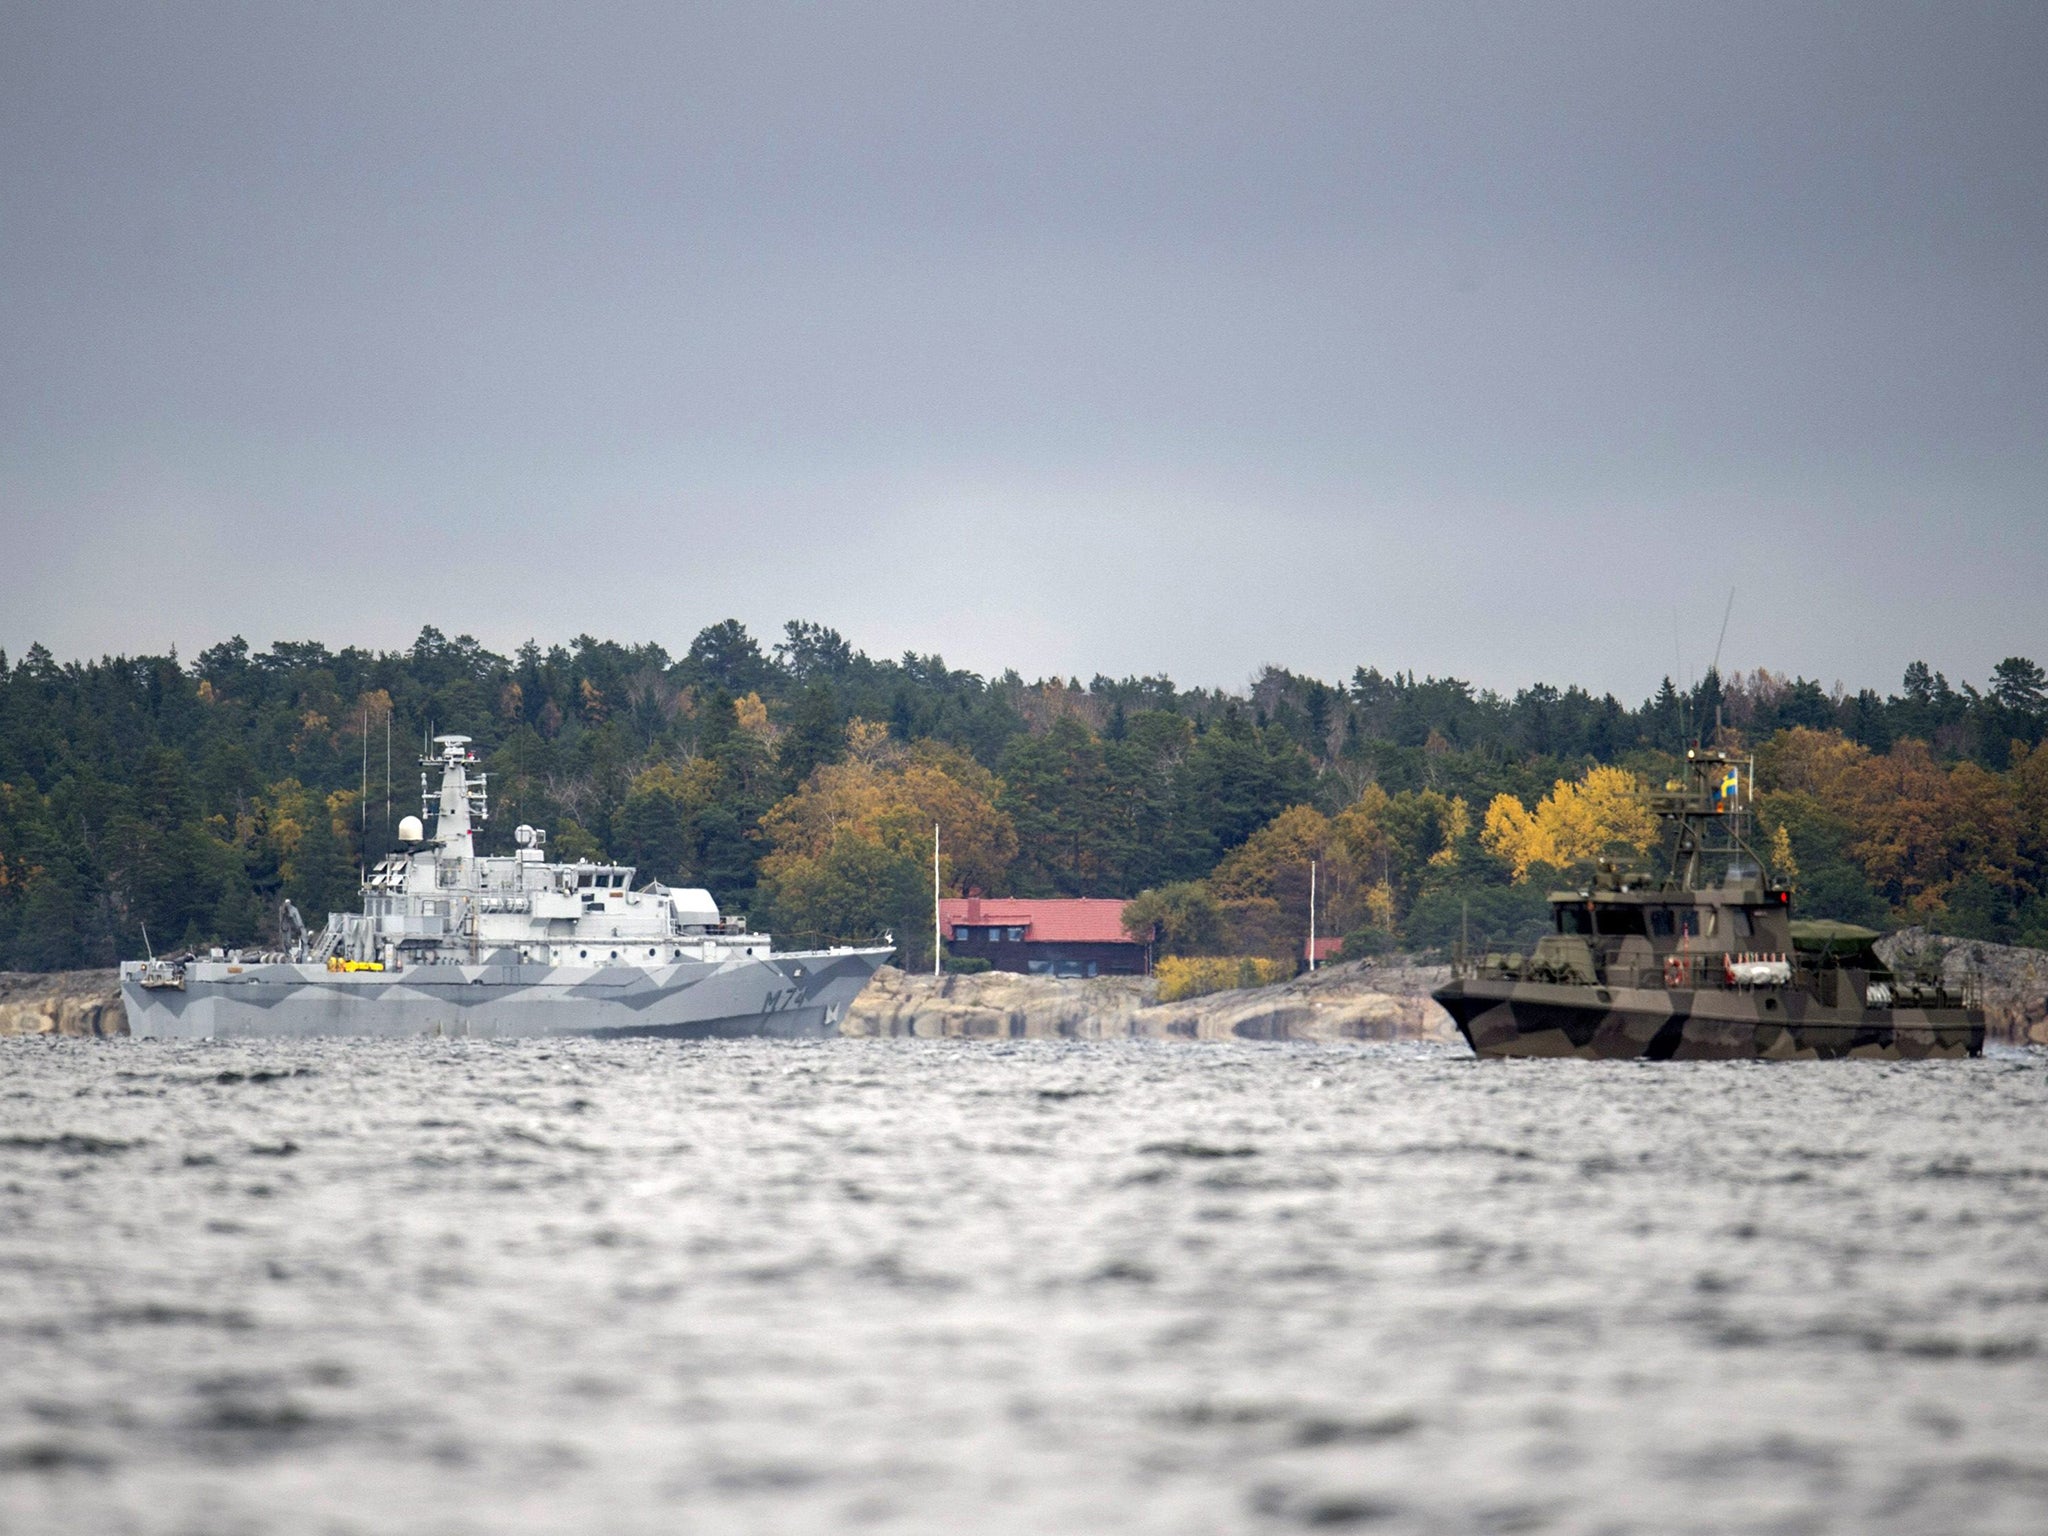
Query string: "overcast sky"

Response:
xmin=2 ymin=3 xmax=2042 ymax=701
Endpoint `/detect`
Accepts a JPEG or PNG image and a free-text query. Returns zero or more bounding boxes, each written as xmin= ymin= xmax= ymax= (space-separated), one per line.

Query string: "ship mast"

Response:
xmin=1647 ymin=747 xmax=1773 ymax=892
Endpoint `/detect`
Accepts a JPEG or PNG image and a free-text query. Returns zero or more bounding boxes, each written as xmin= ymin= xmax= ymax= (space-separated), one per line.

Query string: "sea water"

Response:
xmin=3 ymin=1037 xmax=2046 ymax=1535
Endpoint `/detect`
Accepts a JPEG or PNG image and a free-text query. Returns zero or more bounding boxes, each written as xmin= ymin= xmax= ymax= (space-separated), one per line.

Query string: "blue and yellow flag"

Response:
xmin=1714 ymin=767 xmax=1740 ymax=806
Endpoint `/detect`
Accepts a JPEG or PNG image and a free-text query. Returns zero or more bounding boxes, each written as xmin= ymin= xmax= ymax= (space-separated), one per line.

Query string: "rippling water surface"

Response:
xmin=4 ymin=1037 xmax=2048 ymax=1534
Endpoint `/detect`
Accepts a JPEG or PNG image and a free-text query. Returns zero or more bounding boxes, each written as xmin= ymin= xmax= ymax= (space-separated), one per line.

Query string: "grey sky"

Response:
xmin=3 ymin=3 xmax=2042 ymax=702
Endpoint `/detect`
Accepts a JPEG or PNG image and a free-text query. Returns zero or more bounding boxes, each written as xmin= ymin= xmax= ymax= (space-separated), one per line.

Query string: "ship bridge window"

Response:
xmin=1556 ymin=906 xmax=1593 ymax=936
xmin=1594 ymin=906 xmax=1647 ymax=937
xmin=1649 ymin=908 xmax=1675 ymax=939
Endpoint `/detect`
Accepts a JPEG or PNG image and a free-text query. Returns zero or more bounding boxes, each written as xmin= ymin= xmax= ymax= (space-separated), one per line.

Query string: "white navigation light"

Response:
xmin=398 ymin=814 xmax=426 ymax=842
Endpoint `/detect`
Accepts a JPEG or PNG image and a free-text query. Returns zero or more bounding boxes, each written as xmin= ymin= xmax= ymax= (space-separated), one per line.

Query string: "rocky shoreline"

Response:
xmin=845 ymin=957 xmax=1458 ymax=1042
xmin=0 ymin=968 xmax=125 ymax=1037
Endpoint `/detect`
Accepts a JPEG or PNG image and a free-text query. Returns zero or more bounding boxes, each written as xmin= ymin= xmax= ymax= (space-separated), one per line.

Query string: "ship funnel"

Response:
xmin=398 ymin=814 xmax=426 ymax=842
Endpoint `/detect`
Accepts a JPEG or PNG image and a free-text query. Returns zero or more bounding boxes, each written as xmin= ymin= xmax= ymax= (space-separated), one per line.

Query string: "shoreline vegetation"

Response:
xmin=0 ymin=624 xmax=2044 ymax=982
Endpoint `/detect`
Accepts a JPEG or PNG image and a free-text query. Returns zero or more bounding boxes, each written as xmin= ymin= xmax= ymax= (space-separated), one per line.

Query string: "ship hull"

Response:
xmin=1434 ymin=978 xmax=1984 ymax=1061
xmin=119 ymin=948 xmax=894 ymax=1041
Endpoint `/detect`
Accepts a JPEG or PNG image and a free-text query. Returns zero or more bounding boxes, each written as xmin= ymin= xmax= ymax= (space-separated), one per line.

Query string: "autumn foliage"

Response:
xmin=1 ymin=622 xmax=2044 ymax=967
xmin=1479 ymin=765 xmax=1658 ymax=881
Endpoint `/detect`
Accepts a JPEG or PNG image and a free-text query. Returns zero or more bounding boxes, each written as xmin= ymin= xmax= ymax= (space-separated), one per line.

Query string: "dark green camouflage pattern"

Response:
xmin=1435 ymin=976 xmax=1982 ymax=1060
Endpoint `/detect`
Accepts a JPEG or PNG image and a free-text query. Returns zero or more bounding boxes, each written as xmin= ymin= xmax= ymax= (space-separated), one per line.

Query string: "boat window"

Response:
xmin=1556 ymin=906 xmax=1593 ymax=935
xmin=1594 ymin=906 xmax=1647 ymax=937
xmin=1679 ymin=910 xmax=1701 ymax=938
xmin=1649 ymin=908 xmax=1675 ymax=938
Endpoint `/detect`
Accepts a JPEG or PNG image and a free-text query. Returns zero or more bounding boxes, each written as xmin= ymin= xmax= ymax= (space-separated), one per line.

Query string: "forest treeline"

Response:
xmin=0 ymin=622 xmax=2044 ymax=970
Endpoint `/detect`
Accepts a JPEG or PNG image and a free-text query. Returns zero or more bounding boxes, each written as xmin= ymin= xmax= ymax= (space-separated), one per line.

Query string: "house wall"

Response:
xmin=944 ymin=937 xmax=1148 ymax=977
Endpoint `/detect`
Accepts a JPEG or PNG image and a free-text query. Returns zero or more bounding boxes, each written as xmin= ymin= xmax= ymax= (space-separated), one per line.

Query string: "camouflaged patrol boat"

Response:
xmin=120 ymin=735 xmax=893 ymax=1040
xmin=1433 ymin=748 xmax=1983 ymax=1060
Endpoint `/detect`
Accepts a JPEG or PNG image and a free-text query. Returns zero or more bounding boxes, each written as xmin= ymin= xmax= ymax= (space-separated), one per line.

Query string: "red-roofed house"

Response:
xmin=939 ymin=896 xmax=1149 ymax=977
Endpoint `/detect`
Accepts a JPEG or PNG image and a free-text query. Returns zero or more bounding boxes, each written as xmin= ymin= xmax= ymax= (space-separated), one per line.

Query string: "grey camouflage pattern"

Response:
xmin=120 ymin=948 xmax=894 ymax=1041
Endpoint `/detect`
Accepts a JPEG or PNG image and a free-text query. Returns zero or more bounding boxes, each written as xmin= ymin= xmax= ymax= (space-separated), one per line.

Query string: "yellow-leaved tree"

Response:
xmin=757 ymin=720 xmax=1017 ymax=967
xmin=1480 ymin=765 xmax=1656 ymax=880
xmin=1328 ymin=784 xmax=1470 ymax=926
xmin=1206 ymin=804 xmax=1363 ymax=957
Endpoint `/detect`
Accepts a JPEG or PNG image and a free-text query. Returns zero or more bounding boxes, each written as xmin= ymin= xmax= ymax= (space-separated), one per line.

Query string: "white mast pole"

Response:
xmin=1309 ymin=858 xmax=1318 ymax=972
xmin=932 ymin=823 xmax=941 ymax=977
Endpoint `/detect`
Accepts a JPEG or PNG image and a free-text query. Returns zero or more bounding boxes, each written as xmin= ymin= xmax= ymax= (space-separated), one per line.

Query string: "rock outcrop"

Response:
xmin=0 ymin=970 xmax=125 ymax=1037
xmin=844 ymin=958 xmax=1459 ymax=1043
xmin=1876 ymin=929 xmax=2048 ymax=1046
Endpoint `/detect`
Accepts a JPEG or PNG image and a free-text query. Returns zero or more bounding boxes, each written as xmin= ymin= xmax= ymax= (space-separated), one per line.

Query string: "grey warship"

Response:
xmin=120 ymin=735 xmax=894 ymax=1040
xmin=1433 ymin=748 xmax=1984 ymax=1060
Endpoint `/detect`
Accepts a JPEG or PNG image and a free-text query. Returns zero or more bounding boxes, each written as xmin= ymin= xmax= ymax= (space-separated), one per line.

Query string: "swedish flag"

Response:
xmin=1716 ymin=768 xmax=1740 ymax=804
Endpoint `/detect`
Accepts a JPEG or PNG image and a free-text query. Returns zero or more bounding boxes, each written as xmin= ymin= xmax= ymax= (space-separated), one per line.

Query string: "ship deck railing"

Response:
xmin=1454 ymin=950 xmax=1978 ymax=1009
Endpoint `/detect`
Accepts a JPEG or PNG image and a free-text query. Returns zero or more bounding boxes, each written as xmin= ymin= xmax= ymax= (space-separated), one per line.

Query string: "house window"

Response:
xmin=1007 ymin=927 xmax=1025 ymax=942
xmin=954 ymin=926 xmax=970 ymax=941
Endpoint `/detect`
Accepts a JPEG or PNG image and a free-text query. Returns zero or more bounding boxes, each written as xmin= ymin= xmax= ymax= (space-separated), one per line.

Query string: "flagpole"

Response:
xmin=932 ymin=823 xmax=941 ymax=977
xmin=1309 ymin=858 xmax=1318 ymax=971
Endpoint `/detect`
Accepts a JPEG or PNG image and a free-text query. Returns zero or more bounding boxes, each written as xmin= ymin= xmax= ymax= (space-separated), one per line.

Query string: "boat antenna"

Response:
xmin=1706 ymin=587 xmax=1735 ymax=748
xmin=1710 ymin=587 xmax=1735 ymax=679
xmin=140 ymin=921 xmax=154 ymax=962
xmin=1673 ymin=612 xmax=1688 ymax=747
